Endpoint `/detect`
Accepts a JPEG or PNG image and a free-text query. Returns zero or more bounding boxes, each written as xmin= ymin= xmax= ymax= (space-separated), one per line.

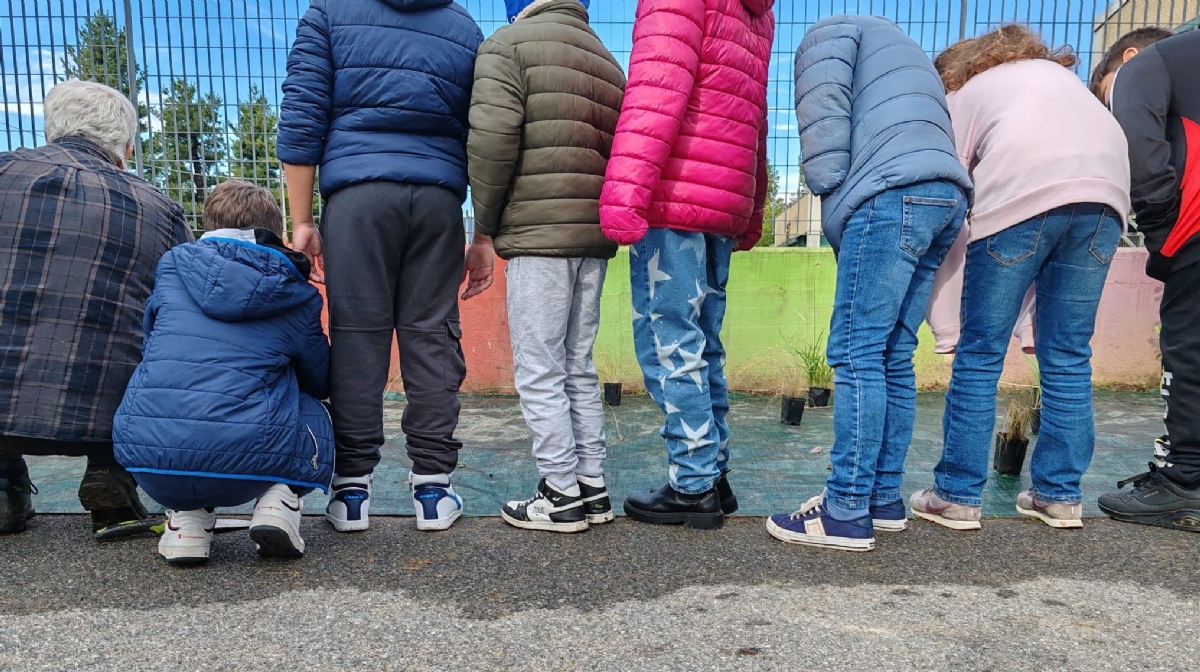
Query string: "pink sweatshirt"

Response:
xmin=926 ymin=59 xmax=1132 ymax=353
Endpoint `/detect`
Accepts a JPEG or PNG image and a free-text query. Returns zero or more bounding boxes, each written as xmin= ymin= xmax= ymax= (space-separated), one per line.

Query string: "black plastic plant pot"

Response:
xmin=781 ymin=396 xmax=806 ymax=426
xmin=1030 ymin=407 xmax=1042 ymax=436
xmin=603 ymin=382 xmax=623 ymax=407
xmin=808 ymin=387 xmax=831 ymax=408
xmin=993 ymin=434 xmax=1030 ymax=476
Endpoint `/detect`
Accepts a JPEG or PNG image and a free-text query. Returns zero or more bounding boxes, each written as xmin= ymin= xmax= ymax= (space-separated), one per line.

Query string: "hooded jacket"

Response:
xmin=113 ymin=230 xmax=334 ymax=492
xmin=277 ymin=0 xmax=484 ymax=200
xmin=467 ymin=0 xmax=625 ymax=259
xmin=794 ymin=15 xmax=971 ymax=252
xmin=599 ymin=0 xmax=775 ymax=249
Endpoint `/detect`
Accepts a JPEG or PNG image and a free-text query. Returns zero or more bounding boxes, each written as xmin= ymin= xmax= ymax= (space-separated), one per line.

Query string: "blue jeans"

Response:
xmin=630 ymin=228 xmax=733 ymax=495
xmin=935 ymin=203 xmax=1122 ymax=506
xmin=825 ymin=181 xmax=967 ymax=513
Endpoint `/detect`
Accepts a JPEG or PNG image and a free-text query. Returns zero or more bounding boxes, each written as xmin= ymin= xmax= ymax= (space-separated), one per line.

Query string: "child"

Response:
xmin=910 ymin=25 xmax=1130 ymax=531
xmin=600 ymin=0 xmax=775 ymax=530
xmin=465 ymin=0 xmax=625 ymax=533
xmin=766 ymin=16 xmax=971 ymax=551
xmin=113 ymin=180 xmax=334 ymax=565
xmin=1092 ymin=27 xmax=1200 ymax=531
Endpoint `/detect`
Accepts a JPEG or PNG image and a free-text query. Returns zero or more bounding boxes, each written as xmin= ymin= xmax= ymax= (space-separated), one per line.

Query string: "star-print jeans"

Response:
xmin=825 ymin=181 xmax=967 ymax=514
xmin=630 ymin=228 xmax=733 ymax=495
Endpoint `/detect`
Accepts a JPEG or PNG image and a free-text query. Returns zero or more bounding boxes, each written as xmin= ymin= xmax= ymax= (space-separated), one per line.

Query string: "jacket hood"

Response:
xmin=172 ymin=233 xmax=318 ymax=323
xmin=380 ymin=0 xmax=451 ymax=11
xmin=742 ymin=0 xmax=774 ymax=16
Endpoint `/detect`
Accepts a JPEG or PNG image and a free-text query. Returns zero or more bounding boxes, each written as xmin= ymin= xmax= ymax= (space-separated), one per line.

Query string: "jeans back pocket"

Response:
xmin=901 ymin=196 xmax=962 ymax=259
xmin=1089 ymin=207 xmax=1122 ymax=265
xmin=986 ymin=214 xmax=1046 ymax=266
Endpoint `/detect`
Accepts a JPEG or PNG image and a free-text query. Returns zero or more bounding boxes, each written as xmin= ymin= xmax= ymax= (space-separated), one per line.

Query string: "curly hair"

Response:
xmin=934 ymin=24 xmax=1079 ymax=93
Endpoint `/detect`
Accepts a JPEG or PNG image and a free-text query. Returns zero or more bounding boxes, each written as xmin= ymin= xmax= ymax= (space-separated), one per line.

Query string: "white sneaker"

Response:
xmin=410 ymin=472 xmax=463 ymax=531
xmin=326 ymin=474 xmax=371 ymax=532
xmin=249 ymin=483 xmax=305 ymax=558
xmin=500 ymin=478 xmax=589 ymax=533
xmin=159 ymin=509 xmax=216 ymax=566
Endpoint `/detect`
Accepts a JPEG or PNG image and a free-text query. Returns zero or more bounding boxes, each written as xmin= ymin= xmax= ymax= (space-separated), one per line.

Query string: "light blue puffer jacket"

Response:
xmin=794 ymin=15 xmax=972 ymax=252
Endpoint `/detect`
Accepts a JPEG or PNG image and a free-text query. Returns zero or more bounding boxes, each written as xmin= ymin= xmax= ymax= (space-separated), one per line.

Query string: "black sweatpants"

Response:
xmin=1159 ymin=259 xmax=1200 ymax=488
xmin=323 ymin=182 xmax=467 ymax=477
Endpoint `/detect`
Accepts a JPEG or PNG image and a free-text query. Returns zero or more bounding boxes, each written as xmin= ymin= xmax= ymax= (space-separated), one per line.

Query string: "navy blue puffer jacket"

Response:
xmin=795 ymin=16 xmax=972 ymax=252
xmin=113 ymin=230 xmax=334 ymax=492
xmin=277 ymin=0 xmax=483 ymax=200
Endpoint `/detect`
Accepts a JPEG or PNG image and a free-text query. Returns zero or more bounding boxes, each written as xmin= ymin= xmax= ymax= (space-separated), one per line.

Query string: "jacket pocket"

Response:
xmin=444 ymin=319 xmax=466 ymax=392
xmin=1090 ymin=207 xmax=1122 ymax=265
xmin=901 ymin=196 xmax=961 ymax=259
xmin=987 ymin=214 xmax=1047 ymax=266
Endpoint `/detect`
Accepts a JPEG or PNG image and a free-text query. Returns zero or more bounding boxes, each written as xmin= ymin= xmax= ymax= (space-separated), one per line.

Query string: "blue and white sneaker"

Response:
xmin=870 ymin=499 xmax=908 ymax=532
xmin=766 ymin=493 xmax=875 ymax=552
xmin=409 ymin=472 xmax=463 ymax=531
xmin=326 ymin=474 xmax=371 ymax=532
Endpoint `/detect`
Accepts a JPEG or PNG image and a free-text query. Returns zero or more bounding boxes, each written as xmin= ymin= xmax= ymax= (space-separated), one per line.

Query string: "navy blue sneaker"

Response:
xmin=766 ymin=493 xmax=875 ymax=551
xmin=326 ymin=474 xmax=371 ymax=532
xmin=870 ymin=499 xmax=908 ymax=532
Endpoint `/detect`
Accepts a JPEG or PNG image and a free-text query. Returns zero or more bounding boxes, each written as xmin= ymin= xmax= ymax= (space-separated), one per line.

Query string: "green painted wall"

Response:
xmin=592 ymin=248 xmax=951 ymax=393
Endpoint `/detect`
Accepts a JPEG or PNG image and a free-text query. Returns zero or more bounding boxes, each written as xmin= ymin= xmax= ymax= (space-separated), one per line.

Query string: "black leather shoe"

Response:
xmin=716 ymin=473 xmax=738 ymax=515
xmin=624 ymin=483 xmax=723 ymax=529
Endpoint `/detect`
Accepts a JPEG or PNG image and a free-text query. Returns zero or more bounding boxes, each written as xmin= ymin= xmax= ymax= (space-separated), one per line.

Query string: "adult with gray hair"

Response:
xmin=0 ymin=80 xmax=192 ymax=539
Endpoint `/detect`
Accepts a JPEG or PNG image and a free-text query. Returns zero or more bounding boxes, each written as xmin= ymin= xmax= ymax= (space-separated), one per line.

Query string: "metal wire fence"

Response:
xmin=2 ymin=0 xmax=1197 ymax=238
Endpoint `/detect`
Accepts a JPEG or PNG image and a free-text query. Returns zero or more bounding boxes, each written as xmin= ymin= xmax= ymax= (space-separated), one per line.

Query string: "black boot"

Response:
xmin=78 ymin=464 xmax=149 ymax=533
xmin=716 ymin=473 xmax=738 ymax=515
xmin=0 ymin=470 xmax=36 ymax=534
xmin=624 ymin=483 xmax=723 ymax=530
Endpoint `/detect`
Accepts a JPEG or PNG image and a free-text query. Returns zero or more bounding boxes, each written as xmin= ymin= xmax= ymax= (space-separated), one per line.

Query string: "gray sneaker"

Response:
xmin=909 ymin=488 xmax=982 ymax=530
xmin=1016 ymin=490 xmax=1082 ymax=529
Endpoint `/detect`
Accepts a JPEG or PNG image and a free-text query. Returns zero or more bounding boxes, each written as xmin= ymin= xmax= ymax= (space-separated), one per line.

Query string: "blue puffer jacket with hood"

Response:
xmin=113 ymin=229 xmax=334 ymax=492
xmin=794 ymin=15 xmax=972 ymax=252
xmin=277 ymin=0 xmax=484 ymax=200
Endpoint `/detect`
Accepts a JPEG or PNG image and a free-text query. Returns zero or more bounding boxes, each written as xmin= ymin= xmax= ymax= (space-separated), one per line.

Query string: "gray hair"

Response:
xmin=43 ymin=80 xmax=138 ymax=166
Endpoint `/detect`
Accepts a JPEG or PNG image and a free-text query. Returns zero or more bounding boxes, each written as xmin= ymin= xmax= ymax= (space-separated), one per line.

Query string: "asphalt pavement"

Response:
xmin=1 ymin=514 xmax=1197 ymax=671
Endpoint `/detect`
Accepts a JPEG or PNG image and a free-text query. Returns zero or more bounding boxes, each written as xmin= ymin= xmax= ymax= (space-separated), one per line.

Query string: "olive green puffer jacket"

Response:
xmin=466 ymin=0 xmax=625 ymax=259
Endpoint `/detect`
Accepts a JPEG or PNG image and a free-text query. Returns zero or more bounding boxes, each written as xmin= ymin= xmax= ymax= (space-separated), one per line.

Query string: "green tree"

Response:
xmin=756 ymin=159 xmax=787 ymax=247
xmin=229 ymin=85 xmax=280 ymax=195
xmin=147 ymin=79 xmax=226 ymax=228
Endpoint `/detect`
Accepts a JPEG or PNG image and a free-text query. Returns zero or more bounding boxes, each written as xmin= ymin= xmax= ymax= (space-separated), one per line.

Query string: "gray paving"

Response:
xmin=1 ymin=515 xmax=1197 ymax=671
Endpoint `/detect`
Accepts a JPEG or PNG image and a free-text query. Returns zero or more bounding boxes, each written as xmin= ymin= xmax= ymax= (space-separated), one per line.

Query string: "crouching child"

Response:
xmin=114 ymin=180 xmax=333 ymax=565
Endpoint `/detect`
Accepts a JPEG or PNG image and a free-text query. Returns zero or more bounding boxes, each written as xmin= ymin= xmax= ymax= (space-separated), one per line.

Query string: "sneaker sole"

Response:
xmin=586 ymin=511 xmax=615 ymax=525
xmin=249 ymin=524 xmax=304 ymax=558
xmin=913 ymin=509 xmax=981 ymax=531
xmin=160 ymin=547 xmax=211 ymax=566
xmin=765 ymin=517 xmax=875 ymax=551
xmin=325 ymin=513 xmax=369 ymax=533
xmin=500 ymin=510 xmax=589 ymax=533
xmin=623 ymin=503 xmax=724 ymax=530
xmin=416 ymin=508 xmax=462 ymax=531
xmin=1016 ymin=505 xmax=1083 ymax=529
xmin=1097 ymin=504 xmax=1200 ymax=532
xmin=872 ymin=518 xmax=908 ymax=532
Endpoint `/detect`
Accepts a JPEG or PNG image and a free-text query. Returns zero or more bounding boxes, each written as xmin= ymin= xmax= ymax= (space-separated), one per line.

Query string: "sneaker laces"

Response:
xmin=1117 ymin=462 xmax=1161 ymax=490
xmin=788 ymin=491 xmax=826 ymax=520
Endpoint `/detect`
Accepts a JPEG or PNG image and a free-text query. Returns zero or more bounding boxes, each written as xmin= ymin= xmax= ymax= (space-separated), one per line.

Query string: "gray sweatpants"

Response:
xmin=323 ymin=182 xmax=467 ymax=477
xmin=506 ymin=257 xmax=608 ymax=491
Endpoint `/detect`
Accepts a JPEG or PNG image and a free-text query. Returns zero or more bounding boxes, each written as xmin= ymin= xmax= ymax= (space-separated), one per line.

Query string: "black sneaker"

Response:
xmin=1099 ymin=464 xmax=1200 ymax=532
xmin=78 ymin=464 xmax=150 ymax=533
xmin=624 ymin=482 xmax=723 ymax=530
xmin=501 ymin=479 xmax=589 ymax=533
xmin=578 ymin=474 xmax=614 ymax=524
xmin=1 ymin=471 xmax=36 ymax=534
xmin=716 ymin=473 xmax=738 ymax=515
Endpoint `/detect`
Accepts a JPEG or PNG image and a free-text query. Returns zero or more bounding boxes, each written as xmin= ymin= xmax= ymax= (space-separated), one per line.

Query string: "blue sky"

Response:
xmin=2 ymin=0 xmax=1132 ymax=199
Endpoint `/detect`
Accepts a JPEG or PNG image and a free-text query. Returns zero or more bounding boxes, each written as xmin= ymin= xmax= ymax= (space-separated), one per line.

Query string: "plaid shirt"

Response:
xmin=0 ymin=137 xmax=191 ymax=443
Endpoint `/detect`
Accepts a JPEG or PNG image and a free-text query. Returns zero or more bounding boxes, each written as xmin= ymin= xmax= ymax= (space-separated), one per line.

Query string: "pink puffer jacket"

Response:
xmin=600 ymin=0 xmax=775 ymax=250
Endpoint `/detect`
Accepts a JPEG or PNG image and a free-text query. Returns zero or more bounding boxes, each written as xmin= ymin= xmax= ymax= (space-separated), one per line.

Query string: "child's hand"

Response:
xmin=292 ymin=222 xmax=325 ymax=284
xmin=461 ymin=240 xmax=495 ymax=301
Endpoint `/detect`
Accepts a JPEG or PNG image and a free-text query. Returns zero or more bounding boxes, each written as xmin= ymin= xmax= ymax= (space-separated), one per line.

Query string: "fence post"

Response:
xmin=122 ymin=0 xmax=144 ymax=177
xmin=959 ymin=0 xmax=969 ymax=40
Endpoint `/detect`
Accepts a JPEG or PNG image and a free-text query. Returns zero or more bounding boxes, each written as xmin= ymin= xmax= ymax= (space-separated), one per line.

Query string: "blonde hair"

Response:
xmin=935 ymin=24 xmax=1079 ymax=93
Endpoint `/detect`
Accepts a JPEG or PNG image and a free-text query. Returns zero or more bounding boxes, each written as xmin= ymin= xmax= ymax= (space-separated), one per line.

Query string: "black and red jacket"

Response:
xmin=1111 ymin=29 xmax=1200 ymax=281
